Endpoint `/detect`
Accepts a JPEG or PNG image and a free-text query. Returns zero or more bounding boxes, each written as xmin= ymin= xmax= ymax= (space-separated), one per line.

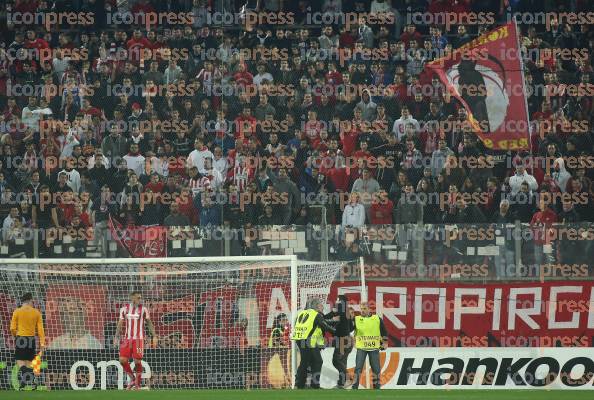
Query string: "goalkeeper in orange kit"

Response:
xmin=10 ymin=293 xmax=45 ymax=390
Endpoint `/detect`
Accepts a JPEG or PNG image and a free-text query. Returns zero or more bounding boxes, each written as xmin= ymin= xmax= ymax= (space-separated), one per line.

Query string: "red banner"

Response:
xmin=2 ymin=281 xmax=593 ymax=350
xmin=45 ymin=285 xmax=107 ymax=349
xmin=108 ymin=216 xmax=168 ymax=258
xmin=329 ymin=281 xmax=594 ymax=347
xmin=425 ymin=22 xmax=530 ymax=150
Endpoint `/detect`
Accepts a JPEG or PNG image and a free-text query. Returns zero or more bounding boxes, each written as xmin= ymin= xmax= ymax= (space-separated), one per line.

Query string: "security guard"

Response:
xmin=352 ymin=301 xmax=386 ymax=390
xmin=291 ymin=298 xmax=336 ymax=389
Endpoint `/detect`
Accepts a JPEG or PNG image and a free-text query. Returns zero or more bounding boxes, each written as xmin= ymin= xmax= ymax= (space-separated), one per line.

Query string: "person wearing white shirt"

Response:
xmin=3 ymin=207 xmax=25 ymax=242
xmin=21 ymin=97 xmax=41 ymax=132
xmin=509 ymin=164 xmax=538 ymax=196
xmin=60 ymin=130 xmax=80 ymax=158
xmin=342 ymin=194 xmax=366 ymax=228
xmin=87 ymin=153 xmax=111 ymax=169
xmin=122 ymin=143 xmax=146 ymax=177
xmin=213 ymin=146 xmax=228 ymax=177
xmin=203 ymin=157 xmax=225 ymax=190
xmin=370 ymin=0 xmax=392 ymax=13
xmin=59 ymin=165 xmax=81 ymax=193
xmin=187 ymin=139 xmax=214 ymax=174
xmin=392 ymin=107 xmax=420 ymax=142
xmin=253 ymin=63 xmax=274 ymax=87
xmin=52 ymin=50 xmax=71 ymax=77
xmin=552 ymin=157 xmax=571 ymax=193
xmin=146 ymin=151 xmax=168 ymax=177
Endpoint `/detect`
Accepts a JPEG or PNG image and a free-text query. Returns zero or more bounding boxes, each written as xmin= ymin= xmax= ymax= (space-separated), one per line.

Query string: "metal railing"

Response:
xmin=2 ymin=222 xmax=592 ymax=281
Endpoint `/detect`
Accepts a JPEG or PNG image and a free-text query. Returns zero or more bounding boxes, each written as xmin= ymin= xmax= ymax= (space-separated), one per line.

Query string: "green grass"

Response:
xmin=0 ymin=389 xmax=592 ymax=400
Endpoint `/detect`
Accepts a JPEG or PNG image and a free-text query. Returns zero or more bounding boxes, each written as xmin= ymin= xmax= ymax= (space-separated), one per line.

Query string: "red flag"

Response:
xmin=425 ymin=22 xmax=529 ymax=151
xmin=108 ymin=216 xmax=168 ymax=258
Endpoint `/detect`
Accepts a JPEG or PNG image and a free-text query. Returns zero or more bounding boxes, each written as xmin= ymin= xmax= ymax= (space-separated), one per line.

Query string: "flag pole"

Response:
xmin=513 ymin=15 xmax=533 ymax=174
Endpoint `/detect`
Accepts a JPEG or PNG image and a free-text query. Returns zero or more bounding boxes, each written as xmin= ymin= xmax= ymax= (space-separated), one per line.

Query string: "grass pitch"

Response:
xmin=0 ymin=390 xmax=592 ymax=400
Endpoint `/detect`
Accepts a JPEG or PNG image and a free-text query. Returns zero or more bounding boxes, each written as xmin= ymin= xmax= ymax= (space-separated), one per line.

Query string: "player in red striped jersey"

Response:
xmin=114 ymin=291 xmax=157 ymax=390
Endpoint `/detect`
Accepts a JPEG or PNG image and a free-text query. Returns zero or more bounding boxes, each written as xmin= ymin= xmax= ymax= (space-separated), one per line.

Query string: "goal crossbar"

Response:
xmin=0 ymin=256 xmax=307 ymax=276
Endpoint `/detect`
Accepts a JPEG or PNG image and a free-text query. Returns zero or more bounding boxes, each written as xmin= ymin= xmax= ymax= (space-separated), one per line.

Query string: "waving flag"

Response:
xmin=425 ymin=21 xmax=530 ymax=150
xmin=108 ymin=216 xmax=168 ymax=258
xmin=31 ymin=353 xmax=42 ymax=376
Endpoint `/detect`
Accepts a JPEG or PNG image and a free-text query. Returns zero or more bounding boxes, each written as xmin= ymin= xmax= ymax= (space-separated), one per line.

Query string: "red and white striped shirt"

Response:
xmin=189 ymin=176 xmax=211 ymax=196
xmin=119 ymin=303 xmax=150 ymax=340
xmin=232 ymin=165 xmax=251 ymax=192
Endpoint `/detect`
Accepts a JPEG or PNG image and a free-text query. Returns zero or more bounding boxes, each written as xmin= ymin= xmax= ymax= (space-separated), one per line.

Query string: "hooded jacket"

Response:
xmin=552 ymin=157 xmax=571 ymax=193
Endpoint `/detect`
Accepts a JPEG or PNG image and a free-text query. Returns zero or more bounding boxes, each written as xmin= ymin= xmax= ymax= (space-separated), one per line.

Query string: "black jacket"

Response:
xmin=324 ymin=298 xmax=353 ymax=338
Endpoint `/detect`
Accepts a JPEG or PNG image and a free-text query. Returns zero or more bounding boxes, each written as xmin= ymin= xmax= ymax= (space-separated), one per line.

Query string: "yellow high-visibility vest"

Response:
xmin=354 ymin=315 xmax=382 ymax=350
xmin=291 ymin=309 xmax=324 ymax=347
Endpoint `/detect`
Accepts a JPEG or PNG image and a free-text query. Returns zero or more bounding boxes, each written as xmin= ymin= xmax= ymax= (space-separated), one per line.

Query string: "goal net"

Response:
xmin=0 ymin=256 xmax=344 ymax=390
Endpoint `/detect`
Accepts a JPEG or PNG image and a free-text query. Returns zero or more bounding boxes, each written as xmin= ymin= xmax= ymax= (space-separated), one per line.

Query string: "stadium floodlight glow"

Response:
xmin=0 ymin=256 xmax=344 ymax=390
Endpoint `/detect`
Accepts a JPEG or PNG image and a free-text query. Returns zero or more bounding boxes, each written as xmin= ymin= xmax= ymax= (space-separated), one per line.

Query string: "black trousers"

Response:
xmin=295 ymin=342 xmax=322 ymax=389
xmin=332 ymin=336 xmax=353 ymax=387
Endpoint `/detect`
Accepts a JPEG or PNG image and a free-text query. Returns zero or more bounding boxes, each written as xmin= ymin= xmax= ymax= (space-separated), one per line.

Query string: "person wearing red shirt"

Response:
xmin=303 ymin=110 xmax=322 ymax=147
xmin=352 ymin=141 xmax=373 ymax=166
xmin=340 ymin=124 xmax=359 ymax=158
xmin=176 ymin=187 xmax=199 ymax=225
xmin=339 ymin=26 xmax=357 ymax=49
xmin=314 ymin=130 xmax=330 ymax=152
xmin=234 ymin=106 xmax=257 ymax=139
xmin=386 ymin=74 xmax=410 ymax=104
xmin=24 ymin=30 xmax=49 ymax=51
xmin=14 ymin=0 xmax=39 ymax=14
xmin=325 ymin=61 xmax=343 ymax=88
xmin=530 ymin=196 xmax=558 ymax=266
xmin=400 ymin=24 xmax=422 ymax=49
xmin=323 ymin=163 xmax=349 ymax=193
xmin=131 ymin=0 xmax=156 ymax=20
xmin=144 ymin=173 xmax=165 ymax=193
xmin=126 ymin=30 xmax=152 ymax=63
xmin=80 ymin=98 xmax=102 ymax=118
xmin=68 ymin=203 xmax=92 ymax=227
xmin=233 ymin=63 xmax=253 ymax=88
xmin=370 ymin=190 xmax=394 ymax=225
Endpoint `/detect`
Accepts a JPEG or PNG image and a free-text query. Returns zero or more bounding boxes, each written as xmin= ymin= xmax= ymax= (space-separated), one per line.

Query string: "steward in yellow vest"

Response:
xmin=352 ymin=302 xmax=386 ymax=390
xmin=291 ymin=298 xmax=336 ymax=389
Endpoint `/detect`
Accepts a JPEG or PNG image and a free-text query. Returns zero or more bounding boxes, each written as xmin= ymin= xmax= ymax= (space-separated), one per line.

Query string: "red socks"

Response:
xmin=121 ymin=361 xmax=134 ymax=379
xmin=135 ymin=361 xmax=142 ymax=386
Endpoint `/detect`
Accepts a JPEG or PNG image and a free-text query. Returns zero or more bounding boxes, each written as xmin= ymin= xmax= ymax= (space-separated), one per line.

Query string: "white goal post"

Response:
xmin=0 ymin=256 xmax=345 ymax=390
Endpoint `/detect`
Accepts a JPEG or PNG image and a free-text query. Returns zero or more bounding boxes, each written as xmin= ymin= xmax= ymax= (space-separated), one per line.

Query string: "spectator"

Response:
xmin=258 ymin=204 xmax=281 ymax=225
xmin=195 ymin=193 xmax=220 ymax=227
xmin=268 ymin=167 xmax=301 ymax=225
xmin=509 ymin=163 xmax=538 ymax=196
xmin=552 ymin=157 xmax=571 ymax=193
xmin=3 ymin=206 xmax=24 ymax=242
xmin=394 ymin=184 xmax=423 ymax=224
xmin=342 ymin=193 xmax=366 ymax=228
xmin=101 ymin=125 xmax=128 ymax=165
xmin=351 ymin=168 xmax=380 ymax=221
xmin=392 ymin=106 xmax=420 ymax=142
xmin=187 ymin=138 xmax=214 ymax=174
xmin=494 ymin=199 xmax=517 ymax=278
xmin=509 ymin=182 xmax=538 ymax=223
xmin=163 ymin=203 xmax=190 ymax=227
xmin=370 ymin=190 xmax=393 ymax=224
xmin=123 ymin=143 xmax=146 ymax=177
xmin=530 ymin=197 xmax=558 ymax=266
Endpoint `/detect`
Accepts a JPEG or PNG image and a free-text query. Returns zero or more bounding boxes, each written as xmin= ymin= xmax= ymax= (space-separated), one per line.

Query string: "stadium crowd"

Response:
xmin=0 ymin=0 xmax=593 ymax=255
